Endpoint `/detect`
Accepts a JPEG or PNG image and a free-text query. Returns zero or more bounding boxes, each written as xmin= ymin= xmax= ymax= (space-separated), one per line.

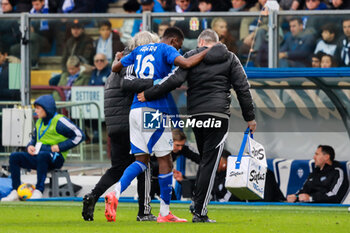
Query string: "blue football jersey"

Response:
xmin=121 ymin=43 xmax=180 ymax=113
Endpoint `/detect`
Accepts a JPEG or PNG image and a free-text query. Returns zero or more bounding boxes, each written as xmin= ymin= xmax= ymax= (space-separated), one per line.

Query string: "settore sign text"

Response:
xmin=71 ymin=86 xmax=105 ymax=120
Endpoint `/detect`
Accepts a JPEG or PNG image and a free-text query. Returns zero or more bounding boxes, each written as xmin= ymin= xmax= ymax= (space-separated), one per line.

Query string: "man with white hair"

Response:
xmin=138 ymin=29 xmax=256 ymax=222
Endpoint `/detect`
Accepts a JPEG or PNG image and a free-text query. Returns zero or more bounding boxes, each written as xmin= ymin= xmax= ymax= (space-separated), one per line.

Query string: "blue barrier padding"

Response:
xmin=25 ymin=197 xmax=350 ymax=207
xmin=245 ymin=67 xmax=350 ymax=79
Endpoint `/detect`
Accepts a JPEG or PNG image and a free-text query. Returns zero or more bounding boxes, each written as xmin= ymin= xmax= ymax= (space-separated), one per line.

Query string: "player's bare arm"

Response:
xmin=174 ymin=48 xmax=209 ymax=69
xmin=111 ymin=52 xmax=124 ymax=73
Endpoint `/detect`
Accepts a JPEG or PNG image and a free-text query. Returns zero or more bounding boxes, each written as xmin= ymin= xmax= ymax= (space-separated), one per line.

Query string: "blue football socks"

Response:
xmin=158 ymin=172 xmax=173 ymax=216
xmin=115 ymin=161 xmax=147 ymax=198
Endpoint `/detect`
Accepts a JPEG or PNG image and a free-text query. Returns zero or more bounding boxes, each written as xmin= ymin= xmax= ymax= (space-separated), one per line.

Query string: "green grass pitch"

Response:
xmin=0 ymin=202 xmax=349 ymax=233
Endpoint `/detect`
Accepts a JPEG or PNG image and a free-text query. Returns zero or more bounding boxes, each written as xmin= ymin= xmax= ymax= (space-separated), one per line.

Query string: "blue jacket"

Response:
xmin=132 ymin=0 xmax=164 ymax=36
xmin=280 ymin=32 xmax=315 ymax=66
xmin=28 ymin=95 xmax=85 ymax=153
xmin=89 ymin=65 xmax=111 ymax=86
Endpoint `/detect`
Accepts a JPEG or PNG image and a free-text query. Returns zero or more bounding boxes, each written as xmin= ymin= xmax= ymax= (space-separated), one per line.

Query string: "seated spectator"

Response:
xmin=171 ymin=0 xmax=197 ymax=12
xmin=287 ymin=145 xmax=349 ymax=203
xmin=29 ymin=0 xmax=52 ymax=65
xmin=329 ymin=0 xmax=350 ymax=9
xmin=334 ymin=18 xmax=350 ymax=67
xmin=279 ymin=17 xmax=315 ymax=67
xmin=0 ymin=0 xmax=21 ymax=55
xmin=229 ymin=0 xmax=250 ymax=11
xmin=94 ymin=20 xmax=125 ymax=64
xmin=290 ymin=0 xmax=304 ymax=10
xmin=320 ymin=54 xmax=337 ymax=68
xmin=310 ymin=51 xmax=325 ymax=68
xmin=157 ymin=21 xmax=170 ymax=39
xmin=279 ymin=0 xmax=296 ymax=10
xmin=302 ymin=0 xmax=328 ymax=36
xmin=157 ymin=0 xmax=172 ymax=11
xmin=131 ymin=0 xmax=164 ymax=37
xmin=238 ymin=0 xmax=273 ymax=65
xmin=0 ymin=43 xmax=20 ymax=101
xmin=57 ymin=0 xmax=95 ymax=13
xmin=239 ymin=0 xmax=267 ymax=42
xmin=198 ymin=0 xmax=212 ymax=13
xmin=211 ymin=17 xmax=237 ymax=53
xmin=314 ymin=23 xmax=338 ymax=56
xmin=54 ymin=55 xmax=91 ymax=101
xmin=1 ymin=0 xmax=16 ymax=13
xmin=89 ymin=53 xmax=111 ymax=86
xmin=61 ymin=20 xmax=94 ymax=71
xmin=1 ymin=94 xmax=85 ymax=201
xmin=120 ymin=0 xmax=140 ymax=44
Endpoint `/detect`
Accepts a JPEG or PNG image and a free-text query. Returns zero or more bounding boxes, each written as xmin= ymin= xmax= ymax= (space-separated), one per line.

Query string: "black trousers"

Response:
xmin=91 ymin=132 xmax=152 ymax=216
xmin=191 ymin=115 xmax=229 ymax=216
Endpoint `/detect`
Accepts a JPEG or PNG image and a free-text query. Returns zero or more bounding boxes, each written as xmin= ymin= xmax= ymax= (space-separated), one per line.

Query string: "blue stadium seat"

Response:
xmin=286 ymin=160 xmax=311 ymax=195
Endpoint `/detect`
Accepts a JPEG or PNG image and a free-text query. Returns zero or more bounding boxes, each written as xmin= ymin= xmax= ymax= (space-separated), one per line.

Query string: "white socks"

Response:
xmin=114 ymin=182 xmax=121 ymax=199
xmin=159 ymin=200 xmax=170 ymax=217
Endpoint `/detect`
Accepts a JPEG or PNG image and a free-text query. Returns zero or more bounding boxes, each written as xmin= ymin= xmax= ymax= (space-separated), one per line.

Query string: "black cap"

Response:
xmin=123 ymin=0 xmax=140 ymax=12
xmin=140 ymin=0 xmax=153 ymax=5
xmin=71 ymin=19 xmax=84 ymax=29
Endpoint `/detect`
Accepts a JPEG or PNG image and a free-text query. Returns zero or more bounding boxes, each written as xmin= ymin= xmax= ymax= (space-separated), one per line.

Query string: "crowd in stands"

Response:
xmin=0 ymin=0 xmax=350 ymax=101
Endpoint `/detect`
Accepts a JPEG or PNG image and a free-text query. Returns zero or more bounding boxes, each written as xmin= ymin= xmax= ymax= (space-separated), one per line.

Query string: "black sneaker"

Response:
xmin=192 ymin=213 xmax=216 ymax=223
xmin=136 ymin=214 xmax=157 ymax=221
xmin=82 ymin=193 xmax=97 ymax=221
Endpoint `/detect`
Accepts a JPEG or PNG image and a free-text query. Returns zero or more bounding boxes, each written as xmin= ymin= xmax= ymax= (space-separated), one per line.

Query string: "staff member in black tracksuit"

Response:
xmin=82 ymin=32 xmax=157 ymax=222
xmin=287 ymin=145 xmax=349 ymax=203
xmin=138 ymin=29 xmax=256 ymax=222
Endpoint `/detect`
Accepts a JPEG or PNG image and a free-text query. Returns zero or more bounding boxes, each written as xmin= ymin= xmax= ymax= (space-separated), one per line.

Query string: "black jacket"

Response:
xmin=144 ymin=43 xmax=255 ymax=121
xmin=104 ymin=60 xmax=153 ymax=136
xmin=0 ymin=61 xmax=20 ymax=101
xmin=297 ymin=162 xmax=349 ymax=203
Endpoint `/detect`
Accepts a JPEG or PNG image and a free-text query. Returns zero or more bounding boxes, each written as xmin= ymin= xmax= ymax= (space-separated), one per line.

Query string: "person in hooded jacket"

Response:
xmin=1 ymin=95 xmax=85 ymax=201
xmin=137 ymin=29 xmax=256 ymax=222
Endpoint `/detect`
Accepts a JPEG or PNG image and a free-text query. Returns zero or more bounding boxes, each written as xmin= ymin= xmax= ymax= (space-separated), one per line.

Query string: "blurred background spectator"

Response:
xmin=157 ymin=21 xmax=170 ymax=38
xmin=61 ymin=19 xmax=94 ymax=71
xmin=0 ymin=0 xmax=20 ymax=53
xmin=334 ymin=18 xmax=350 ymax=67
xmin=57 ymin=0 xmax=95 ymax=13
xmin=0 ymin=43 xmax=20 ymax=101
xmin=229 ymin=0 xmax=250 ymax=11
xmin=310 ymin=51 xmax=325 ymax=67
xmin=54 ymin=55 xmax=91 ymax=101
xmin=1 ymin=0 xmax=15 ymax=13
xmin=120 ymin=0 xmax=140 ymax=44
xmin=198 ymin=0 xmax=212 ymax=12
xmin=320 ymin=53 xmax=337 ymax=68
xmin=302 ymin=0 xmax=328 ymax=36
xmin=89 ymin=53 xmax=111 ymax=86
xmin=328 ymin=0 xmax=350 ymax=9
xmin=279 ymin=17 xmax=315 ymax=67
xmin=279 ymin=0 xmax=296 ymax=10
xmin=171 ymin=0 xmax=198 ymax=12
xmin=131 ymin=0 xmax=164 ymax=37
xmin=94 ymin=20 xmax=125 ymax=64
xmin=211 ymin=17 xmax=237 ymax=53
xmin=314 ymin=23 xmax=337 ymax=56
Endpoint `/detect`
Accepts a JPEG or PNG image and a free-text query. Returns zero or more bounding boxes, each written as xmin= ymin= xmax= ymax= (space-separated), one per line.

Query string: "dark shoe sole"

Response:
xmin=82 ymin=195 xmax=96 ymax=221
